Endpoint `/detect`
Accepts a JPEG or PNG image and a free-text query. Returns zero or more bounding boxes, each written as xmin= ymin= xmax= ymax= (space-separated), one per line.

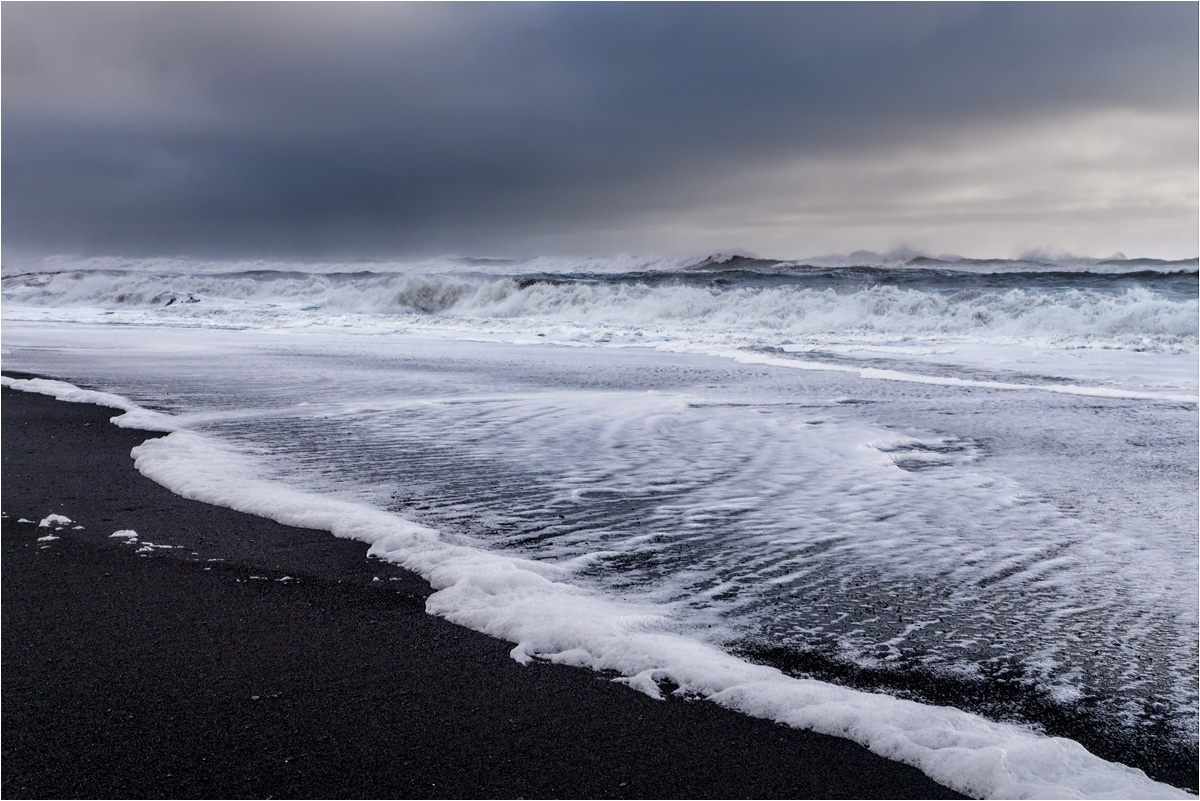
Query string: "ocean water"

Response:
xmin=3 ymin=253 xmax=1197 ymax=798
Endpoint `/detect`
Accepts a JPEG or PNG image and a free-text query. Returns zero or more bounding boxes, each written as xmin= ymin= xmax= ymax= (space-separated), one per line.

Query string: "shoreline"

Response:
xmin=1 ymin=377 xmax=963 ymax=799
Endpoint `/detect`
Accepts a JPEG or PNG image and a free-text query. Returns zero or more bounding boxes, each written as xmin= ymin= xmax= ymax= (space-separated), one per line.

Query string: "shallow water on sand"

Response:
xmin=3 ymin=321 xmax=1196 ymax=791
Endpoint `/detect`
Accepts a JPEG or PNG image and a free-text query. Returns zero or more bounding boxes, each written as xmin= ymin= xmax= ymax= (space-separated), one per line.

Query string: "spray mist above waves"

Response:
xmin=2 ymin=254 xmax=1197 ymax=353
xmin=4 ymin=250 xmax=1198 ymax=276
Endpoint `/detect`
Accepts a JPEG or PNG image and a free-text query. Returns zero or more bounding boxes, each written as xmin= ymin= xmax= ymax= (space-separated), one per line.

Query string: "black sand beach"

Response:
xmin=2 ymin=377 xmax=964 ymax=799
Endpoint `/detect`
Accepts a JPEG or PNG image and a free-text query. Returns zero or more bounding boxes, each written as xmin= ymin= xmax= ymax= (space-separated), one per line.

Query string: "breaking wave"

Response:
xmin=4 ymin=263 xmax=1196 ymax=351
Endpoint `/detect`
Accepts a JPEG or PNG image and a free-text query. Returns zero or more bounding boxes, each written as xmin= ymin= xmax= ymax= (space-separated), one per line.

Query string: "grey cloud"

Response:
xmin=3 ymin=2 xmax=1196 ymax=259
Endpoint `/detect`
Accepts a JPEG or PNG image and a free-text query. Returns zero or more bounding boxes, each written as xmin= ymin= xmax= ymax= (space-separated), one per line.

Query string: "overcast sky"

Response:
xmin=3 ymin=2 xmax=1197 ymax=262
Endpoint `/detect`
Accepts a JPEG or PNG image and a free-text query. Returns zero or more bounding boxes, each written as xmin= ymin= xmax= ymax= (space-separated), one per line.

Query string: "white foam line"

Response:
xmin=1 ymin=376 xmax=179 ymax=431
xmin=658 ymin=345 xmax=1200 ymax=404
xmin=2 ymin=377 xmax=1192 ymax=799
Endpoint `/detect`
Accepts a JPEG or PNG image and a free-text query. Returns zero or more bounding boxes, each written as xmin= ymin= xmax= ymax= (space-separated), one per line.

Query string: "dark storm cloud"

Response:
xmin=3 ymin=2 xmax=1197 ymax=259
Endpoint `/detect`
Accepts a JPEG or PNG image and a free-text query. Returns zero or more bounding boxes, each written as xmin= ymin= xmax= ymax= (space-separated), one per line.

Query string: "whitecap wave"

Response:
xmin=3 ymin=265 xmax=1196 ymax=352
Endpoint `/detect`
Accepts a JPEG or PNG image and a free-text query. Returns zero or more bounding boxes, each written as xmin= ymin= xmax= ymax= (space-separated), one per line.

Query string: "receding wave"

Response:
xmin=3 ymin=375 xmax=1192 ymax=800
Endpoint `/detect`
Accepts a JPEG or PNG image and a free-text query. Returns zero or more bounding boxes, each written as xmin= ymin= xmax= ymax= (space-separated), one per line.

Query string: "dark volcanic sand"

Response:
xmin=2 ymin=377 xmax=965 ymax=799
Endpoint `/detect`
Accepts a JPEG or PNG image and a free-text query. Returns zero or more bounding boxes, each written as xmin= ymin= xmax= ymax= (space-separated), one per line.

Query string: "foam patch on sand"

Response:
xmin=6 ymin=378 xmax=1192 ymax=800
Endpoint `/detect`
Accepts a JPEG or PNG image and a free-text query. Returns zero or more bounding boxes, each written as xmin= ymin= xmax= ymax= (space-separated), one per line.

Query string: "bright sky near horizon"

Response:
xmin=2 ymin=2 xmax=1197 ymax=262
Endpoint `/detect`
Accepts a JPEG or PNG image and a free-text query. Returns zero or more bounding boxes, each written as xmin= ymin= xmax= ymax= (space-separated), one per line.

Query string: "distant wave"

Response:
xmin=4 ymin=251 xmax=1197 ymax=279
xmin=765 ymin=251 xmax=1200 ymax=275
